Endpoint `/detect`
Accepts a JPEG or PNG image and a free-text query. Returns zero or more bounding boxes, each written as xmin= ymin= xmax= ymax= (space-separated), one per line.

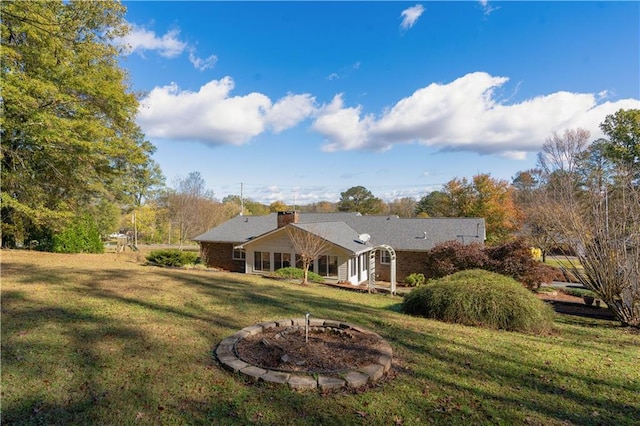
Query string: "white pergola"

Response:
xmin=368 ymin=244 xmax=397 ymax=295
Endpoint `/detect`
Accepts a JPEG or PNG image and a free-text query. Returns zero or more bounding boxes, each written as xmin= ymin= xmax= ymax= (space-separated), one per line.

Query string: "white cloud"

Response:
xmin=188 ymin=48 xmax=218 ymax=71
xmin=500 ymin=151 xmax=528 ymax=160
xmin=400 ymin=4 xmax=425 ymax=30
xmin=120 ymin=25 xmax=187 ymax=58
xmin=478 ymin=0 xmax=499 ymax=16
xmin=311 ymin=72 xmax=640 ymax=157
xmin=137 ymin=78 xmax=316 ymax=145
xmin=311 ymin=94 xmax=375 ymax=151
xmin=265 ymin=93 xmax=317 ymax=133
xmin=119 ymin=23 xmax=217 ymax=71
xmin=327 ymin=62 xmax=362 ymax=81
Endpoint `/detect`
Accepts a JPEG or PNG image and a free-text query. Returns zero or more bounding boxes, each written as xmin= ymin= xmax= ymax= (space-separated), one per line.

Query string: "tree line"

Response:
xmin=2 ymin=1 xmax=637 ymax=323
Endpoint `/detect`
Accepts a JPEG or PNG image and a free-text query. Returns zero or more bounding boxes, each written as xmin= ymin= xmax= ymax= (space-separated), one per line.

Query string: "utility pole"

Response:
xmin=240 ymin=182 xmax=244 ymax=216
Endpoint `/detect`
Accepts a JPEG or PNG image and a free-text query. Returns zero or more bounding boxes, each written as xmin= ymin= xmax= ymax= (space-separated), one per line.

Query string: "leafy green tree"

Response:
xmin=1 ymin=1 xmax=159 ymax=247
xmin=599 ymin=109 xmax=640 ymax=174
xmin=337 ymin=186 xmax=384 ymax=214
xmin=415 ymin=191 xmax=451 ymax=217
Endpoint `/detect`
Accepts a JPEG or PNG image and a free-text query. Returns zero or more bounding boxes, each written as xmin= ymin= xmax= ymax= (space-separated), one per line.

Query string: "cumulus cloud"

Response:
xmin=137 ymin=78 xmax=316 ymax=145
xmin=311 ymin=72 xmax=639 ymax=157
xmin=119 ymin=25 xmax=187 ymax=58
xmin=265 ymin=93 xmax=318 ymax=133
xmin=400 ymin=4 xmax=425 ymax=30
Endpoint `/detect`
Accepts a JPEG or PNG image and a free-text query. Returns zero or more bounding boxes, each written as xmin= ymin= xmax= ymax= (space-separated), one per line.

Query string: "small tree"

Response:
xmin=535 ymin=111 xmax=640 ymax=327
xmin=286 ymin=225 xmax=329 ymax=284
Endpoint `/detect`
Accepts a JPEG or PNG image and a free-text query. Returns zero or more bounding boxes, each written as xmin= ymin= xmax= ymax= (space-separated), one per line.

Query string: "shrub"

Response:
xmin=272 ymin=267 xmax=324 ymax=283
xmin=422 ymin=238 xmax=557 ymax=289
xmin=404 ymin=273 xmax=426 ymax=287
xmin=53 ymin=214 xmax=104 ymax=254
xmin=422 ymin=241 xmax=487 ymax=280
xmin=146 ymin=249 xmax=199 ymax=267
xmin=402 ymin=269 xmax=555 ymax=334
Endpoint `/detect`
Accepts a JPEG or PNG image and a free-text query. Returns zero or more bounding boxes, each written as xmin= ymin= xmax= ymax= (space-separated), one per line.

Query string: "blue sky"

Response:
xmin=120 ymin=1 xmax=639 ymax=205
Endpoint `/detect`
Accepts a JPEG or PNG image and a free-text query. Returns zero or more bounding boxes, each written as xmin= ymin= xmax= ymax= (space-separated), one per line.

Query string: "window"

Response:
xmin=318 ymin=255 xmax=338 ymax=277
xmin=254 ymin=251 xmax=270 ymax=271
xmin=233 ymin=248 xmax=246 ymax=260
xmin=380 ymin=250 xmax=391 ymax=264
xmin=274 ymin=252 xmax=291 ymax=270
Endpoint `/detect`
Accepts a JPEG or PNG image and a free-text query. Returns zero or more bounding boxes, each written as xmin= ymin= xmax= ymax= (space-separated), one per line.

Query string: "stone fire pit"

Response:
xmin=215 ymin=318 xmax=393 ymax=391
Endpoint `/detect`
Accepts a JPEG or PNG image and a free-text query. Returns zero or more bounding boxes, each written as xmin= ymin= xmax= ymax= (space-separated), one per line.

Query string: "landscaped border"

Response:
xmin=215 ymin=318 xmax=393 ymax=391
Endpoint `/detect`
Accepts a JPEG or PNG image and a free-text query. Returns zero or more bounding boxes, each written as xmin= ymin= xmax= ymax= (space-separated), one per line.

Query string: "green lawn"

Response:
xmin=2 ymin=250 xmax=639 ymax=425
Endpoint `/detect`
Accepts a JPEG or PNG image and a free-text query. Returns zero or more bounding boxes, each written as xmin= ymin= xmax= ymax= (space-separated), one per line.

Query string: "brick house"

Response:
xmin=193 ymin=211 xmax=485 ymax=287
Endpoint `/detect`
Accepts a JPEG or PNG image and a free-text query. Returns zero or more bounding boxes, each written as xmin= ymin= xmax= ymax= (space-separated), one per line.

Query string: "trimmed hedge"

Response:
xmin=402 ymin=269 xmax=555 ymax=334
xmin=146 ymin=249 xmax=199 ymax=267
xmin=272 ymin=267 xmax=324 ymax=284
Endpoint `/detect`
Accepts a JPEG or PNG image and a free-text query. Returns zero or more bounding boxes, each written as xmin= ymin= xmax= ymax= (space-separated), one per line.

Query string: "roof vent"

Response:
xmin=423 ymin=231 xmax=427 ymax=239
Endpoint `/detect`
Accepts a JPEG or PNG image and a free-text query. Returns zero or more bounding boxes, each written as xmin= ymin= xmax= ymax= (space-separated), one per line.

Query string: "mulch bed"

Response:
xmin=235 ymin=326 xmax=386 ymax=374
xmin=536 ymin=292 xmax=617 ymax=321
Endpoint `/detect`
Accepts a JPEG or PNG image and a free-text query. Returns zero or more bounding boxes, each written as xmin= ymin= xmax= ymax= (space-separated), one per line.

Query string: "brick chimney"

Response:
xmin=277 ymin=211 xmax=299 ymax=228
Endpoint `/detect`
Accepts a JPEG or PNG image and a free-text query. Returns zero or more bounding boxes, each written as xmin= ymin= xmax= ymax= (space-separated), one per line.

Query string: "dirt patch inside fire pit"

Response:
xmin=235 ymin=325 xmax=387 ymax=373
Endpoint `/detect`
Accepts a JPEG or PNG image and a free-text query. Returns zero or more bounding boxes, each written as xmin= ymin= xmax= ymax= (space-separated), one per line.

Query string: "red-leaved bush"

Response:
xmin=422 ymin=241 xmax=487 ymax=280
xmin=421 ymin=238 xmax=563 ymax=288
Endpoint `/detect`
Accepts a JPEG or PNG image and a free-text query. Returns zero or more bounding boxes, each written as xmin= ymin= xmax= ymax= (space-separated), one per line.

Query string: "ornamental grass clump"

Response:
xmin=402 ymin=269 xmax=555 ymax=334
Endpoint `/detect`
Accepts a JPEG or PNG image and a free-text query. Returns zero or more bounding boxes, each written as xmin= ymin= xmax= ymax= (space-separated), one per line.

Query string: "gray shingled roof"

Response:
xmin=291 ymin=222 xmax=372 ymax=254
xmin=192 ymin=212 xmax=485 ymax=251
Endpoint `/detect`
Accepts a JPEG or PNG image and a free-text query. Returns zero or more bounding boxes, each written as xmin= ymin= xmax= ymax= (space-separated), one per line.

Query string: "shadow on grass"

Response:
xmin=377 ymin=316 xmax=638 ymax=425
xmin=3 ymin=258 xmax=639 ymax=425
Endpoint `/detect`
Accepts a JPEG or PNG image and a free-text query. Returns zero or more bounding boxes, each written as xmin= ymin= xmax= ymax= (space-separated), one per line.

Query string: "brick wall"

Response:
xmin=200 ymin=242 xmax=245 ymax=272
xmin=375 ymin=250 xmax=426 ymax=282
xmin=396 ymin=251 xmax=427 ymax=281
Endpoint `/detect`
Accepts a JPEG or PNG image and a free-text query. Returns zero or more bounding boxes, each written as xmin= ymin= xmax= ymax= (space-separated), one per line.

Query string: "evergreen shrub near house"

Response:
xmin=52 ymin=214 xmax=104 ymax=254
xmin=402 ymin=269 xmax=555 ymax=334
xmin=404 ymin=273 xmax=426 ymax=287
xmin=272 ymin=267 xmax=324 ymax=284
xmin=146 ymin=249 xmax=199 ymax=267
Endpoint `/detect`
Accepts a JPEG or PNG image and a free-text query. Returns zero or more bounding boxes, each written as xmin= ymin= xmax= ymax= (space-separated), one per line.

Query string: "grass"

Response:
xmin=2 ymin=249 xmax=639 ymax=425
xmin=544 ymin=256 xmax=583 ymax=272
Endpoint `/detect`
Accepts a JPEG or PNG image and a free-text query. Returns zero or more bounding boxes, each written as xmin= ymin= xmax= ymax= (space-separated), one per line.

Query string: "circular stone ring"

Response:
xmin=215 ymin=318 xmax=393 ymax=391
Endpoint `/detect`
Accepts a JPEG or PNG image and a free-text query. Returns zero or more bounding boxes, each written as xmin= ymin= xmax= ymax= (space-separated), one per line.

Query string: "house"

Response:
xmin=193 ymin=211 xmax=486 ymax=290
